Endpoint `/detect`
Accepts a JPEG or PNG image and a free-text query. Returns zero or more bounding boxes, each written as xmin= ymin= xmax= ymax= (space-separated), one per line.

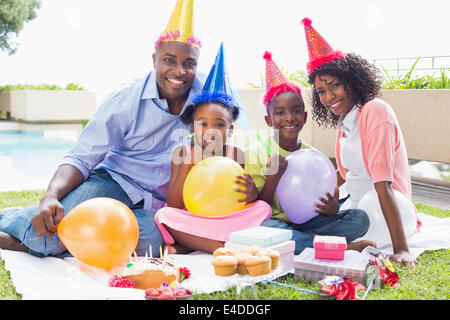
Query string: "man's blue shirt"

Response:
xmin=62 ymin=70 xmax=206 ymax=211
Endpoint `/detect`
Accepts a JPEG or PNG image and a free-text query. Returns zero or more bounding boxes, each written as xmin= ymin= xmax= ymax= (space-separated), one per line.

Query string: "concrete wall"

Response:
xmin=0 ymin=90 xmax=96 ymax=122
xmin=239 ymin=88 xmax=450 ymax=164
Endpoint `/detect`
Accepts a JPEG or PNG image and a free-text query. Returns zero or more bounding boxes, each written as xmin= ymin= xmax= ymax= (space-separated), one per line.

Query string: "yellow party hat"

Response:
xmin=155 ymin=0 xmax=201 ymax=49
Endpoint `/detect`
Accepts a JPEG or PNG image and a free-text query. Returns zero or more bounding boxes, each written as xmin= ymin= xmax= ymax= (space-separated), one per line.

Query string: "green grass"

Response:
xmin=1 ymin=190 xmax=449 ymax=300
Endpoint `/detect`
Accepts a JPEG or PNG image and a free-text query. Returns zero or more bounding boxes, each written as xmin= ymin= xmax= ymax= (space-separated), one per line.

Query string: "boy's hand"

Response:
xmin=266 ymin=153 xmax=288 ymax=176
xmin=313 ymin=186 xmax=340 ymax=216
xmin=234 ymin=172 xmax=259 ymax=204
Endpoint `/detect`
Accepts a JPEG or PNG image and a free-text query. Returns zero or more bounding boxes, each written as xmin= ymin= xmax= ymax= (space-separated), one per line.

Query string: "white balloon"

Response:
xmin=356 ymin=189 xmax=417 ymax=248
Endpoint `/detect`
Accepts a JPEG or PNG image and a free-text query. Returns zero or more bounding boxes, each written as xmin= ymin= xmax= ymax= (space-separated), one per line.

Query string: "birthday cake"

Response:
xmin=122 ymin=258 xmax=179 ymax=290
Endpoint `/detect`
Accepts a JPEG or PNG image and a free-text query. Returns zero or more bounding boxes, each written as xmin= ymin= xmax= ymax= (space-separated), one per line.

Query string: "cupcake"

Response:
xmin=257 ymin=249 xmax=280 ymax=270
xmin=240 ymin=245 xmax=261 ymax=256
xmin=213 ymin=247 xmax=235 ymax=257
xmin=245 ymin=254 xmax=271 ymax=276
xmin=235 ymin=253 xmax=252 ymax=275
xmin=212 ymin=255 xmax=238 ymax=276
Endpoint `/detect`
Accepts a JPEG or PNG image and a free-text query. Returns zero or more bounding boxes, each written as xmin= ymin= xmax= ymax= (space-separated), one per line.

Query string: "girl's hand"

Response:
xmin=313 ymin=186 xmax=340 ymax=216
xmin=183 ymin=144 xmax=203 ymax=166
xmin=234 ymin=172 xmax=259 ymax=204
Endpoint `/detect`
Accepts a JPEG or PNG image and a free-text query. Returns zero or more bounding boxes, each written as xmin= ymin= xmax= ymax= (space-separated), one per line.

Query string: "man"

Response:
xmin=0 ymin=0 xmax=205 ymax=257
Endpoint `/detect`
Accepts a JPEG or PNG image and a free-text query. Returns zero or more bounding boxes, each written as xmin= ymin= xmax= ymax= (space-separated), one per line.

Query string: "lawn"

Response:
xmin=1 ymin=189 xmax=449 ymax=300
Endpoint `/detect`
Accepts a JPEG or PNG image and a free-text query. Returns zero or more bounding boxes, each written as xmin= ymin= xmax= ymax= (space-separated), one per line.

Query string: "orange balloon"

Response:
xmin=57 ymin=197 xmax=139 ymax=270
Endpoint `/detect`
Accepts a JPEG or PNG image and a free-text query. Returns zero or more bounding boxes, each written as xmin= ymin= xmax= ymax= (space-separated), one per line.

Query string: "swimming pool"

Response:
xmin=0 ymin=130 xmax=76 ymax=191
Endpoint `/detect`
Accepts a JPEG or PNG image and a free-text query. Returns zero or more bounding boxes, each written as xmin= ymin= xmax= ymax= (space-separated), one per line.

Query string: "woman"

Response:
xmin=300 ymin=17 xmax=420 ymax=266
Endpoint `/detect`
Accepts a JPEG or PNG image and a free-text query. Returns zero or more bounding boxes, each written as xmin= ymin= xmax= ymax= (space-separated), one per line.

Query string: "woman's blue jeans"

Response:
xmin=0 ymin=168 xmax=164 ymax=257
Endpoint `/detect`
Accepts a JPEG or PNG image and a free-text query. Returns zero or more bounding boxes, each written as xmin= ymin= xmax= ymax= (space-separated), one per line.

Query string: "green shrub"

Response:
xmin=381 ymin=57 xmax=450 ymax=89
xmin=0 ymin=83 xmax=84 ymax=91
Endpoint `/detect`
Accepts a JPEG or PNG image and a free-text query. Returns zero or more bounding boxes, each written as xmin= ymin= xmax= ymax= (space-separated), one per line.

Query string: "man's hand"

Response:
xmin=31 ymin=196 xmax=65 ymax=237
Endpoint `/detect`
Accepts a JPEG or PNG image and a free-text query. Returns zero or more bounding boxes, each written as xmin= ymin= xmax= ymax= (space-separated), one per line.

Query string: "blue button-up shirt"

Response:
xmin=62 ymin=70 xmax=206 ymax=211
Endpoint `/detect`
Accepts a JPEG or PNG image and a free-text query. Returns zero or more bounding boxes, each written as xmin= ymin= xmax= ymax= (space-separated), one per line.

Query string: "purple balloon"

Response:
xmin=276 ymin=149 xmax=337 ymax=224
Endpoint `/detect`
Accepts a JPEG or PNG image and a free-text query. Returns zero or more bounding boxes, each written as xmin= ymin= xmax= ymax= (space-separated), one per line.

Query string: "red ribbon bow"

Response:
xmin=373 ymin=258 xmax=400 ymax=288
xmin=320 ymin=277 xmax=366 ymax=300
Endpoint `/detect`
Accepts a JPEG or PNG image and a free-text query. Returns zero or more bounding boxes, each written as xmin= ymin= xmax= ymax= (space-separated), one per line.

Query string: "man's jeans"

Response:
xmin=261 ymin=208 xmax=370 ymax=255
xmin=0 ymin=168 xmax=164 ymax=257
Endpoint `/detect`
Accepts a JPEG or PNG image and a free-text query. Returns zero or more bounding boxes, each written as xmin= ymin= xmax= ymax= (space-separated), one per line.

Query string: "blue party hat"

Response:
xmin=193 ymin=43 xmax=234 ymax=106
xmin=193 ymin=42 xmax=251 ymax=130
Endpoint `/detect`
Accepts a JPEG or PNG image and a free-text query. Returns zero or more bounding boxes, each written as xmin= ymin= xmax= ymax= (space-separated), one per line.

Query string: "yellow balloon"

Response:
xmin=183 ymin=156 xmax=246 ymax=217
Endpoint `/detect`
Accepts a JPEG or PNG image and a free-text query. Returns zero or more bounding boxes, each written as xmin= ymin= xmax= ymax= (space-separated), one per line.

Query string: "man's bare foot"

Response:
xmin=347 ymin=240 xmax=377 ymax=252
xmin=0 ymin=232 xmax=29 ymax=252
xmin=164 ymin=244 xmax=193 ymax=255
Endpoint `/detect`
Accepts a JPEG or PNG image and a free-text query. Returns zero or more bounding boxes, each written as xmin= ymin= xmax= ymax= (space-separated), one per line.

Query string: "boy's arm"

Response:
xmin=257 ymin=153 xmax=288 ymax=203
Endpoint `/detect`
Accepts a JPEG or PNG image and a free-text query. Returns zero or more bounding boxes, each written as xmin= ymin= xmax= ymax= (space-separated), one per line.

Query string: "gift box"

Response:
xmin=313 ymin=235 xmax=347 ymax=260
xmin=225 ymin=240 xmax=295 ymax=274
xmin=228 ymin=226 xmax=292 ymax=247
xmin=294 ymin=248 xmax=369 ymax=283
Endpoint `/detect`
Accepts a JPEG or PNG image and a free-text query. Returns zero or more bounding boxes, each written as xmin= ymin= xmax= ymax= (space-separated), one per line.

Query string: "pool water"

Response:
xmin=0 ymin=131 xmax=76 ymax=191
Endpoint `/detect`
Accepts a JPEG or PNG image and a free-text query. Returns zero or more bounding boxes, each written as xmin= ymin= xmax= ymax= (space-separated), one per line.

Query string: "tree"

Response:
xmin=0 ymin=0 xmax=41 ymax=55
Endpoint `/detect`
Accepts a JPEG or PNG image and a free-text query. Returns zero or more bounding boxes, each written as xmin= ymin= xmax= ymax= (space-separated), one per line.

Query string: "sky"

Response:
xmin=0 ymin=0 xmax=449 ymax=104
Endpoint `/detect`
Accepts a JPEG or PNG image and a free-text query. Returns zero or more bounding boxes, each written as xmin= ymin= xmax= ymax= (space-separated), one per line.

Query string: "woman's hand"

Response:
xmin=375 ymin=181 xmax=419 ymax=268
xmin=234 ymin=172 xmax=259 ymax=204
xmin=387 ymin=250 xmax=419 ymax=268
xmin=313 ymin=186 xmax=340 ymax=216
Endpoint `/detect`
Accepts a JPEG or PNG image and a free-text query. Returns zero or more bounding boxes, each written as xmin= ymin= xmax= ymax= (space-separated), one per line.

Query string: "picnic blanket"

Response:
xmin=1 ymin=212 xmax=450 ymax=300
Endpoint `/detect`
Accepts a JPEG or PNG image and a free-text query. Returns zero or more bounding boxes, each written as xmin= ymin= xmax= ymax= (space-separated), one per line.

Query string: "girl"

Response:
xmin=301 ymin=18 xmax=420 ymax=266
xmin=246 ymin=51 xmax=373 ymax=255
xmin=155 ymin=44 xmax=272 ymax=254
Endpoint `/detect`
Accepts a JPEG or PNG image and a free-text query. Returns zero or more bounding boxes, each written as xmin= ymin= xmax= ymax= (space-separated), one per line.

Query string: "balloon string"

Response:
xmin=21 ymin=224 xmax=32 ymax=246
xmin=256 ymin=134 xmax=272 ymax=156
xmin=361 ymin=273 xmax=377 ymax=300
xmin=263 ymin=280 xmax=333 ymax=298
xmin=21 ymin=223 xmax=59 ymax=256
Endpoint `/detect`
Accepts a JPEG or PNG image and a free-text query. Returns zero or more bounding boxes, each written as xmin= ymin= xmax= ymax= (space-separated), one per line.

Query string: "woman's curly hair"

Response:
xmin=307 ymin=52 xmax=383 ymax=127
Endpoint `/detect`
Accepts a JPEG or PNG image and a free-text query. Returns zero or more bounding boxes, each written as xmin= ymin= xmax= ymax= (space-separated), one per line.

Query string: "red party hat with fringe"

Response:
xmin=263 ymin=51 xmax=302 ymax=106
xmin=301 ymin=17 xmax=345 ymax=74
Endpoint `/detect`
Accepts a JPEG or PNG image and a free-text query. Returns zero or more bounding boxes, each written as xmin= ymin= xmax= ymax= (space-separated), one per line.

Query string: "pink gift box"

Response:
xmin=313 ymin=236 xmax=347 ymax=260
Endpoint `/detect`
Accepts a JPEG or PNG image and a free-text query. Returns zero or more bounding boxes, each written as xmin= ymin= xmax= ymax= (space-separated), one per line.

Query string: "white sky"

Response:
xmin=0 ymin=0 xmax=449 ymax=104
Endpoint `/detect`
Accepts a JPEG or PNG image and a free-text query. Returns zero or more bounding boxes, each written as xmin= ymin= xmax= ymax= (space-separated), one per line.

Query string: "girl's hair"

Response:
xmin=179 ymin=100 xmax=240 ymax=125
xmin=307 ymin=52 xmax=382 ymax=127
